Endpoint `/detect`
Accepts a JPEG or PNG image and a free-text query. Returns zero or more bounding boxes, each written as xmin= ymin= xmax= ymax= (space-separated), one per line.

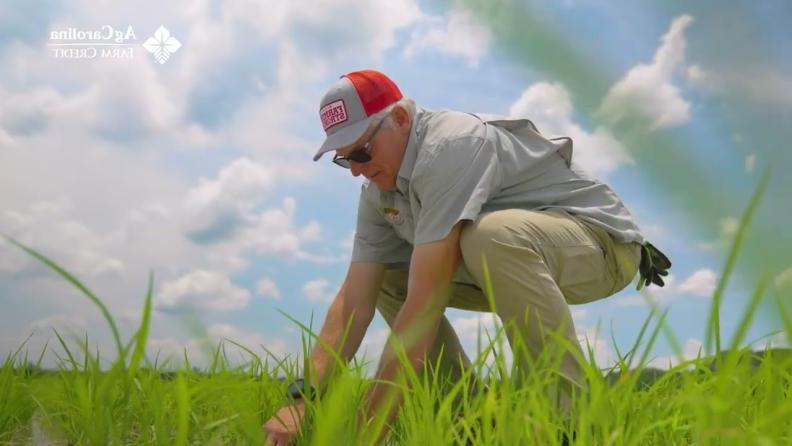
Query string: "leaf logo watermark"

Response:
xmin=143 ymin=26 xmax=181 ymax=64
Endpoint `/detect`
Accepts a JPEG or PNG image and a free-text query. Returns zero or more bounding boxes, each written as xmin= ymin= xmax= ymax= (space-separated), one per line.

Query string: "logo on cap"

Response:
xmin=320 ymin=99 xmax=348 ymax=131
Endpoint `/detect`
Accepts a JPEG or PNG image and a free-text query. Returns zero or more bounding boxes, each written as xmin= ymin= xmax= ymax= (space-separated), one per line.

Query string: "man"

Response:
xmin=263 ymin=69 xmax=670 ymax=445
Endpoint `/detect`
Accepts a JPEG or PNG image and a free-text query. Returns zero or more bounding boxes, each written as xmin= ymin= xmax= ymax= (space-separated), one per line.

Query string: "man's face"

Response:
xmin=335 ymin=107 xmax=411 ymax=192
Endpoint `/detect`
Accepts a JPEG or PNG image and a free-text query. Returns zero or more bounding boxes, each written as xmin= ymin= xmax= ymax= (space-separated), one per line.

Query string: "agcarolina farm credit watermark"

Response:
xmin=47 ymin=25 xmax=182 ymax=64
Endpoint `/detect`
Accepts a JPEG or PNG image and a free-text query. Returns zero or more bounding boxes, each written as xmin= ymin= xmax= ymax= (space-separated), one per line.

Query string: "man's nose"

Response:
xmin=350 ymin=162 xmax=364 ymax=177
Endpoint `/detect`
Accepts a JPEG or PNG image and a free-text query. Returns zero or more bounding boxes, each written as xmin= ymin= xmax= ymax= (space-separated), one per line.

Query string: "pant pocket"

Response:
xmin=552 ymin=244 xmax=616 ymax=305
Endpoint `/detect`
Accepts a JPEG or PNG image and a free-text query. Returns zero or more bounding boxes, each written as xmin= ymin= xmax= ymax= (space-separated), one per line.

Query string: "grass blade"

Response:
xmin=128 ymin=271 xmax=154 ymax=375
xmin=728 ymin=273 xmax=770 ymax=352
xmin=175 ymin=372 xmax=190 ymax=445
xmin=705 ymin=167 xmax=771 ymax=355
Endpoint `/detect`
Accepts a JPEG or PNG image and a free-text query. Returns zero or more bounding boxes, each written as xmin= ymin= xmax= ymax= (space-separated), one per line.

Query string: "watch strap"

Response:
xmin=286 ymin=378 xmax=315 ymax=400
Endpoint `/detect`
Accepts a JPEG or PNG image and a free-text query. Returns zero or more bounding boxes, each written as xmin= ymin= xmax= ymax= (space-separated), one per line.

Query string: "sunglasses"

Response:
xmin=332 ymin=118 xmax=387 ymax=169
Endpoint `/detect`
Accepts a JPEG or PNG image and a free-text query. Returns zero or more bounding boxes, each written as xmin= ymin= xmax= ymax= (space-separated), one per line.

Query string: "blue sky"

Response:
xmin=1 ymin=0 xmax=790 ymax=370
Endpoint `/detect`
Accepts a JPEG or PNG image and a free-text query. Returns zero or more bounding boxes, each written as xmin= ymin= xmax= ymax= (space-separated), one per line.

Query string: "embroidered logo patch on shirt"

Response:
xmin=383 ymin=207 xmax=404 ymax=225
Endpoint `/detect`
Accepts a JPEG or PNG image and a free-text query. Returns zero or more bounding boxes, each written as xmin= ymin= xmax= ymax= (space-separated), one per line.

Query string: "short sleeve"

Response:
xmin=351 ymin=183 xmax=413 ymax=264
xmin=412 ymin=136 xmax=502 ymax=245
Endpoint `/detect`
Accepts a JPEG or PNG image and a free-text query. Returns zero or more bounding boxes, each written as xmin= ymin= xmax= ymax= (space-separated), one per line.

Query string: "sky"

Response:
xmin=1 ymin=0 xmax=790 ymax=371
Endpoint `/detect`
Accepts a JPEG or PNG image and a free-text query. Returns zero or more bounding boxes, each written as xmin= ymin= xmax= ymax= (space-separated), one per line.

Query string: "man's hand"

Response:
xmin=262 ymin=262 xmax=382 ymax=445
xmin=263 ymin=400 xmax=305 ymax=446
xmin=636 ymin=241 xmax=672 ymax=290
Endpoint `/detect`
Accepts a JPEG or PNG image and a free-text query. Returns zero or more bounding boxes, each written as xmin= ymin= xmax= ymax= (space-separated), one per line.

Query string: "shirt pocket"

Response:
xmin=382 ymin=194 xmax=415 ymax=244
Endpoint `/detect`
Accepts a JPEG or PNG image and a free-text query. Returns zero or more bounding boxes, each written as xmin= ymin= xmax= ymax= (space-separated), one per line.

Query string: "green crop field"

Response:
xmin=1 ymin=170 xmax=790 ymax=445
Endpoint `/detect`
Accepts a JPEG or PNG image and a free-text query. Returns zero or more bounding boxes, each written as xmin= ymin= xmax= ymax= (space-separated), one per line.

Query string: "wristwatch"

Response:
xmin=286 ymin=378 xmax=315 ymax=400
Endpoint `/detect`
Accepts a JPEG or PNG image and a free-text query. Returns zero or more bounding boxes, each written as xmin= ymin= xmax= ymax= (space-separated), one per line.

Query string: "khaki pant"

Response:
xmin=375 ymin=208 xmax=640 ymax=395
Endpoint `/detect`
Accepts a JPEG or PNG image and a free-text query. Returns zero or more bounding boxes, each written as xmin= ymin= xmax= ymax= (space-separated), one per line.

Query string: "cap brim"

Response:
xmin=313 ymin=117 xmax=374 ymax=162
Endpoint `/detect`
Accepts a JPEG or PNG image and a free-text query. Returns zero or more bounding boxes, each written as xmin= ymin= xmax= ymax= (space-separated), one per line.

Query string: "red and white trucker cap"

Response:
xmin=313 ymin=69 xmax=403 ymax=161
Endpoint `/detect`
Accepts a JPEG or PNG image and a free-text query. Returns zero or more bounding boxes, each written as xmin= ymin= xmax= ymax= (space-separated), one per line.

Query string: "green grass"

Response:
xmin=1 ymin=168 xmax=791 ymax=445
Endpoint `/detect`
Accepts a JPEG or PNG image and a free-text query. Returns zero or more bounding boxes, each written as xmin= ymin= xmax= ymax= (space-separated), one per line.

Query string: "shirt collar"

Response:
xmin=396 ymin=105 xmax=425 ymax=197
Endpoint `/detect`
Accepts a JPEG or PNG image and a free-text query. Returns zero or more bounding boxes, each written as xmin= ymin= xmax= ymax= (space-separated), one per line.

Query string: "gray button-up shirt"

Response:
xmin=351 ymin=105 xmax=645 ymax=285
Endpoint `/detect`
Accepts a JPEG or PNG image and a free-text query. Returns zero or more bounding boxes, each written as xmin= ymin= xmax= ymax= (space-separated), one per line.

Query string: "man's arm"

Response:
xmin=264 ymin=261 xmax=386 ymax=446
xmin=361 ymin=221 xmax=465 ymax=432
xmin=308 ymin=261 xmax=386 ymax=390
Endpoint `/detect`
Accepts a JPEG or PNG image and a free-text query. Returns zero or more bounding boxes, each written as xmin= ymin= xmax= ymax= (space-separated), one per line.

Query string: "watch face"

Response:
xmin=287 ymin=379 xmax=307 ymax=399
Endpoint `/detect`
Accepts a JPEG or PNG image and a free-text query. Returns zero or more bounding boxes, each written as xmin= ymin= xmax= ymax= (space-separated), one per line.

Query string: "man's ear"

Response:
xmin=391 ymin=105 xmax=411 ymax=136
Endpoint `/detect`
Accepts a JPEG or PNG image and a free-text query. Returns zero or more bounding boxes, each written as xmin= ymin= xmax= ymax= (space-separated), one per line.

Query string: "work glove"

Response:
xmin=636 ymin=241 xmax=672 ymax=290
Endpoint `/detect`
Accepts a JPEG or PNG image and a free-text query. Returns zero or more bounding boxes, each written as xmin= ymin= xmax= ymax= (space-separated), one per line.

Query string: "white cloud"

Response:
xmin=340 ymin=231 xmax=355 ymax=253
xmin=638 ymin=223 xmax=666 ymax=242
xmin=358 ymin=326 xmax=390 ymax=371
xmin=509 ymin=82 xmax=633 ymax=178
xmin=685 ymin=64 xmax=711 ymax=89
xmin=0 ymin=56 xmax=215 ymax=149
xmin=239 ymin=198 xmax=337 ymax=263
xmin=612 ymin=272 xmax=679 ymax=307
xmin=613 ymin=267 xmax=716 ymax=307
xmin=205 ymin=252 xmax=249 ymax=274
xmin=691 ymin=68 xmax=792 ymax=109
xmin=362 ymin=311 xmax=596 ymax=376
xmin=0 ymin=127 xmax=13 ymax=146
xmin=404 ymin=9 xmax=492 ymax=68
xmin=684 ymin=338 xmax=705 ymax=358
xmin=29 ymin=314 xmax=86 ymax=334
xmin=0 ymin=229 xmax=32 ymax=275
xmin=0 ymin=198 xmax=126 ymax=279
xmin=599 ymin=15 xmax=694 ymax=130
xmin=450 ymin=313 xmax=512 ymax=370
xmin=577 ymin=326 xmax=615 ymax=367
xmin=685 ymin=63 xmax=789 ymax=113
xmin=302 ymin=278 xmax=337 ymax=303
xmin=156 ymin=269 xmax=251 ymax=311
xmin=451 ymin=313 xmax=502 ymax=344
xmin=678 ymin=268 xmax=717 ymax=297
xmin=696 ymin=215 xmax=744 ymax=252
xmin=570 ymin=307 xmax=588 ymax=324
xmin=206 ymin=323 xmax=289 ymax=359
xmin=610 ymin=295 xmax=644 ymax=307
xmin=256 ymin=277 xmax=281 ymax=300
xmin=3 ymin=310 xmax=125 ymax=368
xmin=647 ymin=337 xmax=703 ymax=370
xmin=752 ymin=331 xmax=789 ymax=351
xmin=719 ymin=217 xmax=739 ymax=238
xmin=0 ymin=0 xmax=426 ymax=359
xmin=291 ymin=0 xmax=423 ymax=61
xmin=358 ymin=314 xmax=507 ymax=375
xmin=182 ymin=157 xmax=275 ymax=240
xmin=180 ymin=158 xmax=337 ymax=264
xmin=148 ymin=323 xmax=289 ymax=368
xmin=736 ymin=70 xmax=792 ymax=108
xmin=745 ymin=153 xmax=756 ymax=174
xmin=0 ymin=0 xmax=438 ymax=366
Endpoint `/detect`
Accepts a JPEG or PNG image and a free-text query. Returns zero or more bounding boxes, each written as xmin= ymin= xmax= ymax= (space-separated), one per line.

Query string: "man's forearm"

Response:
xmin=307 ymin=282 xmax=375 ymax=392
xmin=360 ymin=223 xmax=464 ymax=433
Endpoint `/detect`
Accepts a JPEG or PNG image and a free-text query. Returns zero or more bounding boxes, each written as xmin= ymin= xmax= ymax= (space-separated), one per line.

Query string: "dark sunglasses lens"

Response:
xmin=348 ymin=149 xmax=372 ymax=163
xmin=332 ymin=156 xmax=350 ymax=169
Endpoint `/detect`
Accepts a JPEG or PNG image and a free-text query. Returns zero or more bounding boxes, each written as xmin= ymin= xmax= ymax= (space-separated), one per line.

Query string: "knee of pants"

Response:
xmin=459 ymin=212 xmax=537 ymax=282
xmin=612 ymin=242 xmax=641 ymax=292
